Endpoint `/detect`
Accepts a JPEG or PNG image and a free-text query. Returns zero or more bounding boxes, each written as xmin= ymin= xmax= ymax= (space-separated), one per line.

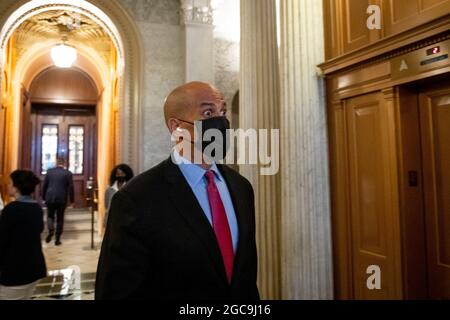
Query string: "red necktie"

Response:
xmin=204 ymin=170 xmax=235 ymax=283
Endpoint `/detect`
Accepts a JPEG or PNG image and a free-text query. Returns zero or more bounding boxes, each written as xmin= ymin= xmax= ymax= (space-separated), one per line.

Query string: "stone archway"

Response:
xmin=0 ymin=0 xmax=144 ymax=171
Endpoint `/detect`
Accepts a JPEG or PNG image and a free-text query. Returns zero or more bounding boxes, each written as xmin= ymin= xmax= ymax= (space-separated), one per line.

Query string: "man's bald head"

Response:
xmin=164 ymin=81 xmax=226 ymax=132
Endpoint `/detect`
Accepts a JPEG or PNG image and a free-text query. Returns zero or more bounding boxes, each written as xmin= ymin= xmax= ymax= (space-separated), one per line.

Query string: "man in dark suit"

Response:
xmin=42 ymin=158 xmax=74 ymax=246
xmin=96 ymin=82 xmax=259 ymax=300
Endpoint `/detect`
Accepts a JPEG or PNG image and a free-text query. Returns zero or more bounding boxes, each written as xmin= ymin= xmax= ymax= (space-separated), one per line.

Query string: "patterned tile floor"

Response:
xmin=32 ymin=210 xmax=102 ymax=300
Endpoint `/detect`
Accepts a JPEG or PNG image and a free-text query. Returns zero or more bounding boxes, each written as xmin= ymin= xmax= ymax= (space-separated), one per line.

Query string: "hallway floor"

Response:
xmin=32 ymin=209 xmax=102 ymax=300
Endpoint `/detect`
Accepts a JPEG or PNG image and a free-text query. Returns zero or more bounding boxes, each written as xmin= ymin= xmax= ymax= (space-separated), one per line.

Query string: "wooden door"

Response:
xmin=419 ymin=81 xmax=450 ymax=299
xmin=396 ymin=86 xmax=428 ymax=299
xmin=346 ymin=91 xmax=403 ymax=299
xmin=0 ymin=102 xmax=6 ymax=199
xmin=31 ymin=104 xmax=97 ymax=208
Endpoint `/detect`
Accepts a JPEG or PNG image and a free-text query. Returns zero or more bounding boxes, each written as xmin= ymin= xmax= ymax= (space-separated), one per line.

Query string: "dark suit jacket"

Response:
xmin=42 ymin=167 xmax=74 ymax=204
xmin=95 ymin=158 xmax=259 ymax=300
xmin=0 ymin=201 xmax=47 ymax=286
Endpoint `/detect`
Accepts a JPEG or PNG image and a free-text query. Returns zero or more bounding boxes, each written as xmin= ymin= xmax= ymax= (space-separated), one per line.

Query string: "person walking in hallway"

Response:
xmin=96 ymin=82 xmax=259 ymax=300
xmin=0 ymin=170 xmax=47 ymax=300
xmin=103 ymin=164 xmax=134 ymax=231
xmin=42 ymin=158 xmax=74 ymax=246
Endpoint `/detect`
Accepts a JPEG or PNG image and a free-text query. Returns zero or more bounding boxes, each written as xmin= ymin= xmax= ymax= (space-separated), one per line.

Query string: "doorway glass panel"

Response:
xmin=41 ymin=124 xmax=58 ymax=174
xmin=68 ymin=125 xmax=84 ymax=174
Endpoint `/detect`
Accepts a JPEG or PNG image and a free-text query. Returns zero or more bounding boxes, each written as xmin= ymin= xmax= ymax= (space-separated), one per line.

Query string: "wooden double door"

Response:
xmin=398 ymin=79 xmax=450 ymax=299
xmin=418 ymin=81 xmax=450 ymax=299
xmin=28 ymin=104 xmax=97 ymax=208
xmin=338 ymin=78 xmax=450 ymax=299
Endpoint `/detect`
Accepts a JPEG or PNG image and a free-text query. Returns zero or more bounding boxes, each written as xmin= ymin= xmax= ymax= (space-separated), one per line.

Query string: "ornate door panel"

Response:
xmin=346 ymin=92 xmax=402 ymax=299
xmin=31 ymin=104 xmax=96 ymax=208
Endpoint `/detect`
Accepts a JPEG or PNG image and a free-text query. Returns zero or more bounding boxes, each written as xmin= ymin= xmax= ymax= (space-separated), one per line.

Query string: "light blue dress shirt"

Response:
xmin=173 ymin=150 xmax=239 ymax=252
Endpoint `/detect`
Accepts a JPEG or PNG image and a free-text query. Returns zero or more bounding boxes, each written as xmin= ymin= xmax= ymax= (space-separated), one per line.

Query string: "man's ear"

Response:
xmin=168 ymin=118 xmax=180 ymax=134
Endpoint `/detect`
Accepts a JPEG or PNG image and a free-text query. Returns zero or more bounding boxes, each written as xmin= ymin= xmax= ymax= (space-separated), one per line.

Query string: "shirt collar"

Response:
xmin=172 ymin=148 xmax=222 ymax=188
xmin=16 ymin=195 xmax=37 ymax=203
xmin=111 ymin=181 xmax=119 ymax=191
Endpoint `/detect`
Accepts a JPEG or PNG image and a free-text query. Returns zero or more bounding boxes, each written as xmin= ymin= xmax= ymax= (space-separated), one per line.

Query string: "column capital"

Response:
xmin=180 ymin=0 xmax=215 ymax=25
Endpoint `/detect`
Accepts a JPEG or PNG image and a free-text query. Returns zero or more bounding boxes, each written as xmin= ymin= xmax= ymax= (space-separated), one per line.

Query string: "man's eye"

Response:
xmin=203 ymin=110 xmax=213 ymax=117
xmin=221 ymin=110 xmax=227 ymax=116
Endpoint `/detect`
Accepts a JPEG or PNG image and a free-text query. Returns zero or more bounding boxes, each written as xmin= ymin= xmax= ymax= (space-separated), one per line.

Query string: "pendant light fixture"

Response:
xmin=51 ymin=35 xmax=77 ymax=68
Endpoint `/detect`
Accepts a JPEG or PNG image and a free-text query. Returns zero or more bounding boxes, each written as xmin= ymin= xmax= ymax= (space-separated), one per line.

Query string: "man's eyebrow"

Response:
xmin=200 ymin=101 xmax=227 ymax=108
xmin=200 ymin=102 xmax=217 ymax=108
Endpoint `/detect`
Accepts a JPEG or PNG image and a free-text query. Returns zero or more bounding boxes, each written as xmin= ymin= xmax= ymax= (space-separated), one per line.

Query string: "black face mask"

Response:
xmin=179 ymin=116 xmax=230 ymax=161
xmin=116 ymin=176 xmax=126 ymax=183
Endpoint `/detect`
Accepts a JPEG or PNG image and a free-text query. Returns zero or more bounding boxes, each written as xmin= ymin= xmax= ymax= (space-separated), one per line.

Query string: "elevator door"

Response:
xmin=31 ymin=104 xmax=97 ymax=208
xmin=419 ymin=81 xmax=450 ymax=299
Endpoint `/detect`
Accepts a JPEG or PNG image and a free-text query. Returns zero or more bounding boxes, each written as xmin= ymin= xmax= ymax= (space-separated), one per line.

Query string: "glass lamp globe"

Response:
xmin=51 ymin=44 xmax=77 ymax=68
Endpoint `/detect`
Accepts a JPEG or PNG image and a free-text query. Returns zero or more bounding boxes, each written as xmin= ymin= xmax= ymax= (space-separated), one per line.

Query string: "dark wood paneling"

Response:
xmin=31 ymin=104 xmax=97 ymax=208
xmin=419 ymin=81 xmax=450 ymax=299
xmin=19 ymin=88 xmax=32 ymax=170
xmin=0 ymin=71 xmax=8 ymax=199
xmin=342 ymin=0 xmax=373 ymax=53
xmin=0 ymin=102 xmax=6 ymax=198
xmin=387 ymin=0 xmax=419 ymax=24
xmin=322 ymin=0 xmax=450 ymax=61
xmin=383 ymin=0 xmax=450 ymax=37
xmin=29 ymin=67 xmax=98 ymax=105
xmin=324 ymin=0 xmax=342 ymax=60
xmin=323 ymin=0 xmax=450 ymax=301
xmin=328 ymin=98 xmax=353 ymax=299
xmin=396 ymin=86 xmax=428 ymax=299
xmin=346 ymin=92 xmax=402 ymax=299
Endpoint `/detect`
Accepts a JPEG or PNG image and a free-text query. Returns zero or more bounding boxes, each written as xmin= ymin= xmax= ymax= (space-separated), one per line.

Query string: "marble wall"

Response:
xmin=214 ymin=38 xmax=239 ymax=110
xmin=139 ymin=22 xmax=184 ymax=169
xmin=121 ymin=0 xmax=180 ymax=25
xmin=120 ymin=0 xmax=184 ymax=170
xmin=118 ymin=0 xmax=241 ymax=170
xmin=213 ymin=0 xmax=240 ymax=110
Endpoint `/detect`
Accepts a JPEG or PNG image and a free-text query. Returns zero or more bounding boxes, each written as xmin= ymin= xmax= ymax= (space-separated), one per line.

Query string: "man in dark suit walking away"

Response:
xmin=42 ymin=158 xmax=74 ymax=246
xmin=96 ymin=82 xmax=259 ymax=300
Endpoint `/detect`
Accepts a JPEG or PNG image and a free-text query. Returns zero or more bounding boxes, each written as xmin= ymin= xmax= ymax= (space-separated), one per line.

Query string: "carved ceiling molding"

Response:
xmin=0 ymin=3 xmax=122 ymax=62
xmin=13 ymin=10 xmax=112 ymax=65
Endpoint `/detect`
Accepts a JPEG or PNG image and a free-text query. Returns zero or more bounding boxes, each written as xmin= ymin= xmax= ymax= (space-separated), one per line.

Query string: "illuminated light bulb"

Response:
xmin=51 ymin=44 xmax=77 ymax=68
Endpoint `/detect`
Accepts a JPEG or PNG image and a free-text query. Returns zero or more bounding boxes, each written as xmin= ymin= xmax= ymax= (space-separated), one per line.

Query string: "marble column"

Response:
xmin=279 ymin=0 xmax=334 ymax=299
xmin=180 ymin=0 xmax=214 ymax=83
xmin=240 ymin=0 xmax=281 ymax=300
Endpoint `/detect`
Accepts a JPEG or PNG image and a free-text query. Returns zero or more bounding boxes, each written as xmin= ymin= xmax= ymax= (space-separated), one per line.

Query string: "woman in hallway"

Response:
xmin=103 ymin=164 xmax=134 ymax=230
xmin=0 ymin=170 xmax=47 ymax=300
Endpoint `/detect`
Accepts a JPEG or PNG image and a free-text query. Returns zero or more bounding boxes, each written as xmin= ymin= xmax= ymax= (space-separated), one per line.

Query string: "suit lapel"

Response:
xmin=164 ymin=159 xmax=228 ymax=283
xmin=217 ymin=165 xmax=251 ymax=286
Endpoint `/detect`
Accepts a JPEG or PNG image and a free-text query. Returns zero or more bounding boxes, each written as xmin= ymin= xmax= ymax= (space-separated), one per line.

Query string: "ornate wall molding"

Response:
xmin=180 ymin=0 xmax=214 ymax=25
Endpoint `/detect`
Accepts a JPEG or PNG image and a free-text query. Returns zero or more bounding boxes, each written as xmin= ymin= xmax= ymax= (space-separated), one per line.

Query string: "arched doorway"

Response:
xmin=24 ymin=67 xmax=98 ymax=208
xmin=0 ymin=0 xmax=143 ymax=231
